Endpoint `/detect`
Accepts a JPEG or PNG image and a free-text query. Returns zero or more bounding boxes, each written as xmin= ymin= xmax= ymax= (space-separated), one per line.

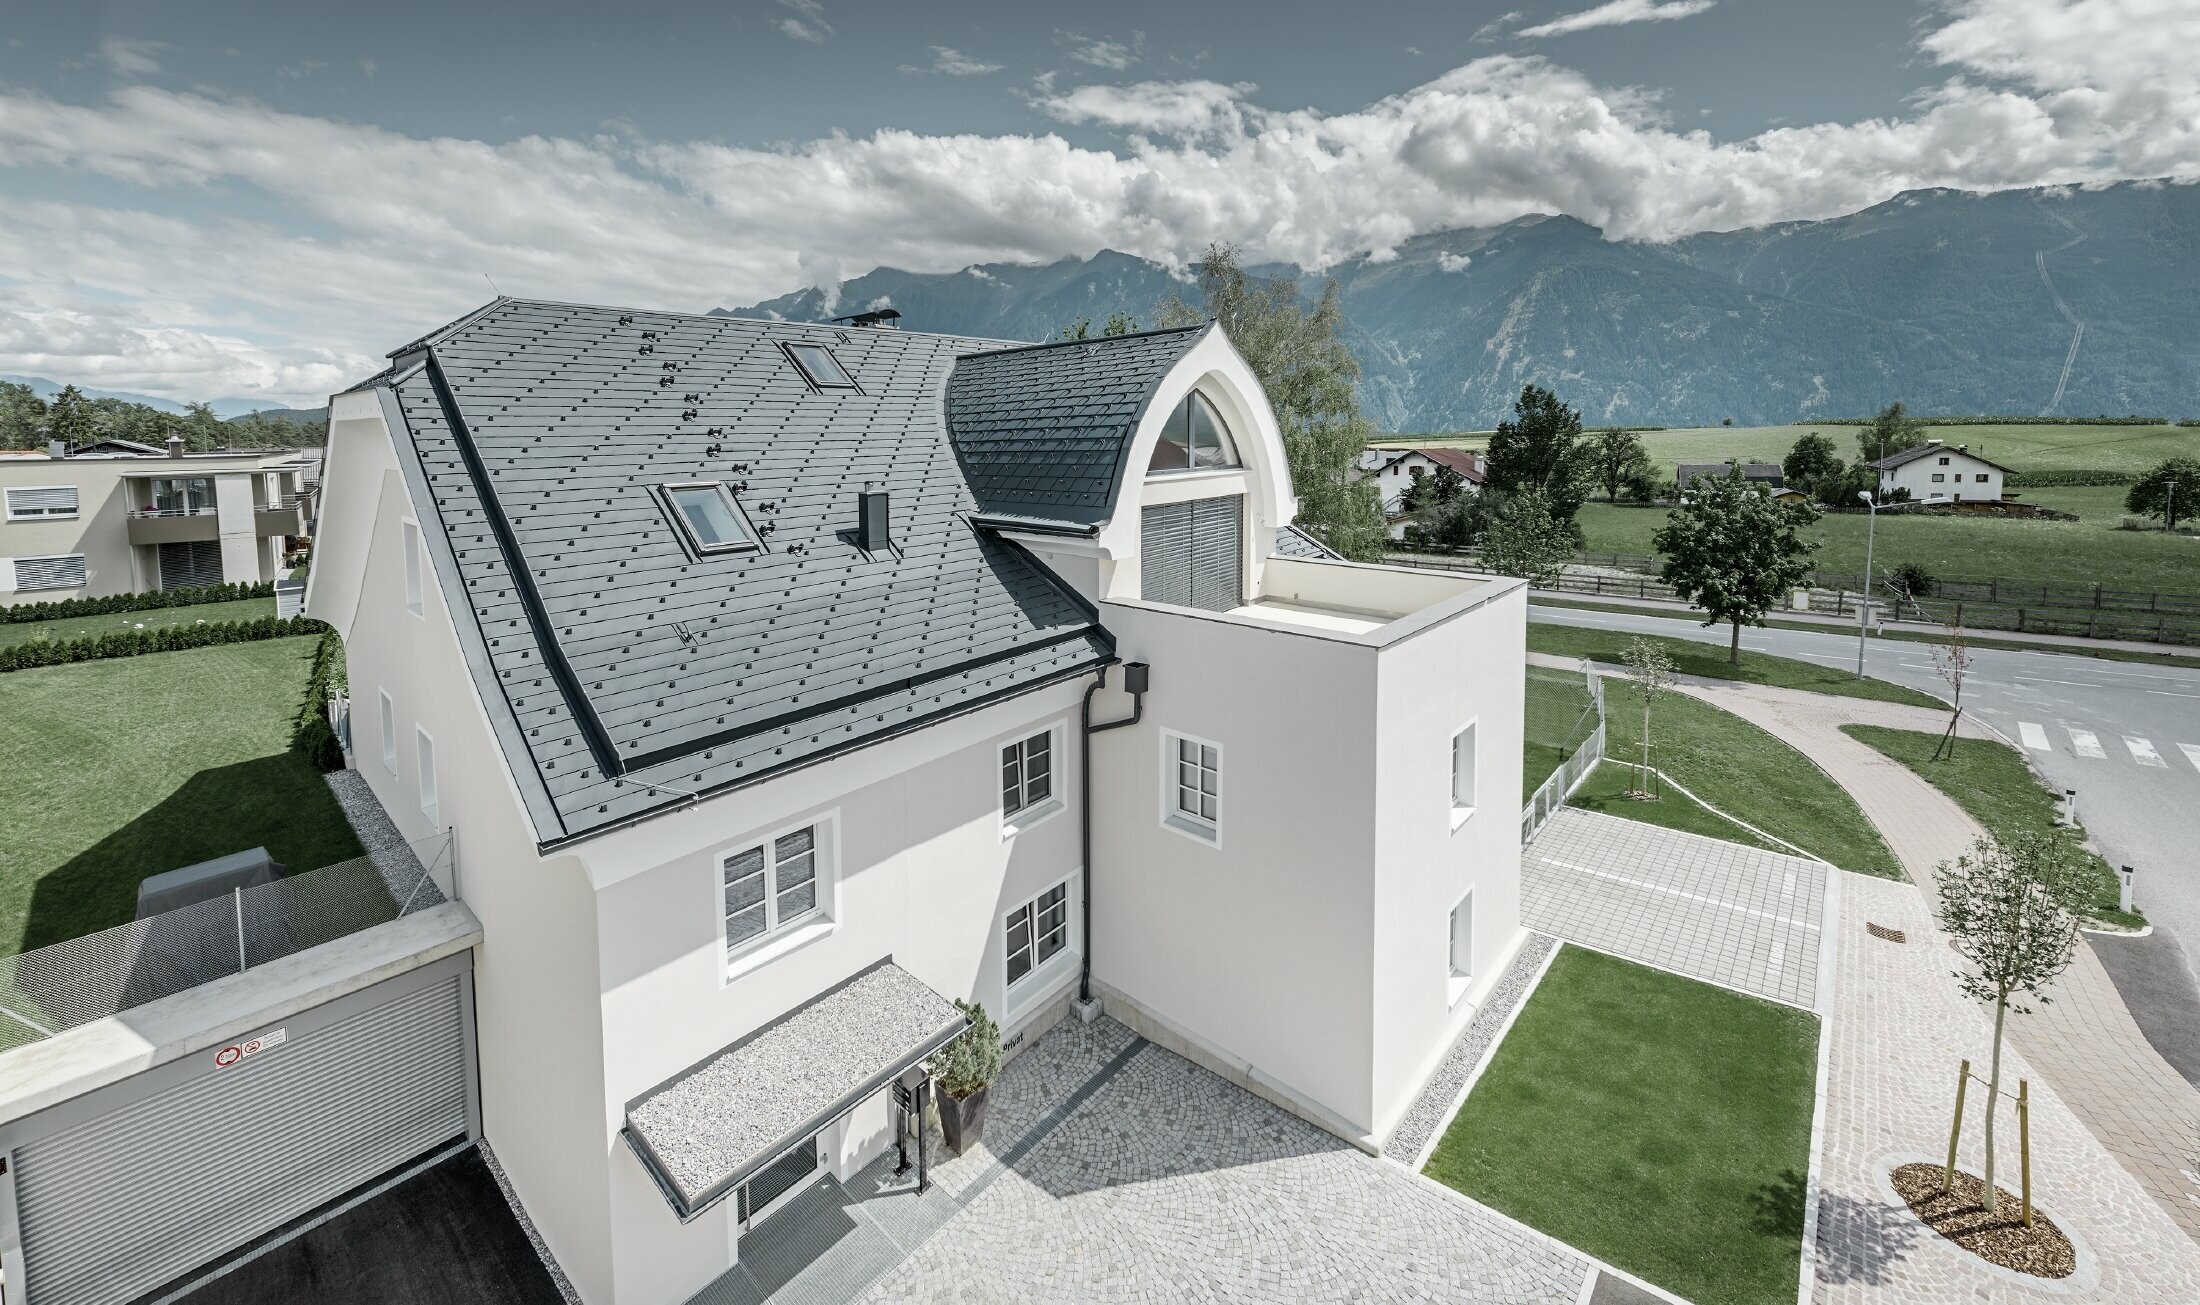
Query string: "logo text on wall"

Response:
xmin=213 ymin=1027 xmax=287 ymax=1069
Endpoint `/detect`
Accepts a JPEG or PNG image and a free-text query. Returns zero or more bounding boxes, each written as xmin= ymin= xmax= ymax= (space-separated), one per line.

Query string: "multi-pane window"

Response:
xmin=1001 ymin=730 xmax=1054 ymax=819
xmin=1976 ymin=474 xmax=1990 ymax=483
xmin=1930 ymin=473 xmax=1945 ymax=483
xmin=1005 ymin=882 xmax=1071 ymax=989
xmin=1167 ymin=733 xmax=1220 ymax=839
xmin=723 ymin=825 xmax=823 ymax=955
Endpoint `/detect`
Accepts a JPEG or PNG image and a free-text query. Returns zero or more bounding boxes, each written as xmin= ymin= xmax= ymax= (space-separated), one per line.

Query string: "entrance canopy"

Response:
xmin=622 ymin=959 xmax=965 ymax=1222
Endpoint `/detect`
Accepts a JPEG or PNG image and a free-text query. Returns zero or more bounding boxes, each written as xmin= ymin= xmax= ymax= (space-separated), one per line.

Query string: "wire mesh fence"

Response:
xmin=1522 ymin=659 xmax=1605 ymax=844
xmin=0 ymin=831 xmax=451 ymax=1055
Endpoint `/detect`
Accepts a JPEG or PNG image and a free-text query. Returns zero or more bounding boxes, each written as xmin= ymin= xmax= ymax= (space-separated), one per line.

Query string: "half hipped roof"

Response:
xmin=372 ymin=297 xmax=1137 ymax=846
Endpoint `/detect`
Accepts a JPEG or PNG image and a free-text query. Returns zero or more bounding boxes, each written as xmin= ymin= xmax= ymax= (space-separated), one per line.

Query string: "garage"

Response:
xmin=0 ymin=954 xmax=478 ymax=1305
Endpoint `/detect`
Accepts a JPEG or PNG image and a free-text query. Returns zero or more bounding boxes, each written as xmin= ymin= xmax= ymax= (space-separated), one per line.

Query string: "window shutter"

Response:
xmin=10 ymin=554 xmax=87 ymax=591
xmin=5 ymin=486 xmax=78 ymax=518
xmin=1188 ymin=497 xmax=1242 ymax=612
xmin=1140 ymin=501 xmax=1194 ymax=605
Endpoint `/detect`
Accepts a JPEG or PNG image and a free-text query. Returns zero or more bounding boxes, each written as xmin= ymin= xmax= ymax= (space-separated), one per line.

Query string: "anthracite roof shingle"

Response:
xmin=946 ymin=324 xmax=1211 ymax=529
xmin=379 ymin=298 xmax=1117 ymax=846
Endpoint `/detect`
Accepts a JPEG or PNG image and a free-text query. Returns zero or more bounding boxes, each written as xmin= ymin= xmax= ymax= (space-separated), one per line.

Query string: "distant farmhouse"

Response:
xmin=1674 ymin=460 xmax=1806 ymax=505
xmin=1873 ymin=440 xmax=2013 ymax=505
xmin=1356 ymin=447 xmax=1487 ymax=537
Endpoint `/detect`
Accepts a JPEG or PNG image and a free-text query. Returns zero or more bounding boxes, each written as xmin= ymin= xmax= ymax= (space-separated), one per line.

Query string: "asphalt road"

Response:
xmin=1533 ymin=601 xmax=2200 ymax=1085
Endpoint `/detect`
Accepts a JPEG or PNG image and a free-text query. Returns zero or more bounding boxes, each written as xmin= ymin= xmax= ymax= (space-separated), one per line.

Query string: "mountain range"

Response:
xmin=0 ymin=374 xmax=323 ymax=423
xmin=715 ymin=180 xmax=2200 ymax=431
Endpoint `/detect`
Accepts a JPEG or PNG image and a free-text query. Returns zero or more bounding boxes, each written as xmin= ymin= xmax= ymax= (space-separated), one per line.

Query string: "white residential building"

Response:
xmin=1874 ymin=439 xmax=2012 ymax=503
xmin=247 ymin=298 xmax=1522 ymax=1305
xmin=1356 ymin=447 xmax=1486 ymax=513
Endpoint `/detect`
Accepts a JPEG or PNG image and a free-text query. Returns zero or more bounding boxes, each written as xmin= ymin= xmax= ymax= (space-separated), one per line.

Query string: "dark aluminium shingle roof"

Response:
xmin=946 ymin=324 xmax=1212 ymax=530
xmin=377 ymin=298 xmax=1118 ymax=846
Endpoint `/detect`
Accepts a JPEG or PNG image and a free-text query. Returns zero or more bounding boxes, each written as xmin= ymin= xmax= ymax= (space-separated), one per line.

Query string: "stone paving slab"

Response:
xmin=1682 ymin=681 xmax=2200 ymax=1244
xmin=1525 ymin=806 xmax=1827 ymax=1009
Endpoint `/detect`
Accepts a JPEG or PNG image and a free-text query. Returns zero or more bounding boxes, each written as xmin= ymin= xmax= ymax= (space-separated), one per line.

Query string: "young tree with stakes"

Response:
xmin=1653 ymin=471 xmax=1820 ymax=664
xmin=1619 ymin=636 xmax=1676 ymax=798
xmin=1933 ymin=832 xmax=2091 ymax=1219
xmin=1930 ymin=617 xmax=1973 ymax=761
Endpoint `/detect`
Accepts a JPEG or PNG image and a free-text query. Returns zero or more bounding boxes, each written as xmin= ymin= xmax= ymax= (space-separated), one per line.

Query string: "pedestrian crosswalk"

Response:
xmin=2009 ymin=719 xmax=2200 ymax=776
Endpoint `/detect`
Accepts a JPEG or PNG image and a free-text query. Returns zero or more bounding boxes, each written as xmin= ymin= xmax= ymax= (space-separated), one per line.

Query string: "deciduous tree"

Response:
xmin=1588 ymin=427 xmax=1652 ymax=503
xmin=1478 ymin=488 xmax=1574 ymax=587
xmin=1783 ymin=431 xmax=1845 ymax=501
xmin=1484 ymin=385 xmax=1588 ymax=528
xmin=1856 ymin=400 xmax=1927 ymax=468
xmin=1653 ymin=471 xmax=1819 ymax=664
xmin=2125 ymin=457 xmax=2200 ymax=530
xmin=1619 ymin=636 xmax=1676 ymax=797
xmin=1932 ymin=833 xmax=2091 ymax=1214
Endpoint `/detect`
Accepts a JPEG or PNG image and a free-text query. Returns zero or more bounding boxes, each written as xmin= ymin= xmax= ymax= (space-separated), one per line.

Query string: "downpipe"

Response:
xmin=1079 ymin=661 xmax=1149 ymax=1004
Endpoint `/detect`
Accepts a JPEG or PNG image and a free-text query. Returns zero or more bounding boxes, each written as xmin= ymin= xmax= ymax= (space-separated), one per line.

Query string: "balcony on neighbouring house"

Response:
xmin=255 ymin=495 xmax=308 ymax=537
xmin=126 ymin=505 xmax=220 ymax=545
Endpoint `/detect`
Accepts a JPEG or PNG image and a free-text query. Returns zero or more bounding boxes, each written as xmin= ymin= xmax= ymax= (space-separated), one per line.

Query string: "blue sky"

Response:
xmin=0 ymin=0 xmax=2192 ymax=405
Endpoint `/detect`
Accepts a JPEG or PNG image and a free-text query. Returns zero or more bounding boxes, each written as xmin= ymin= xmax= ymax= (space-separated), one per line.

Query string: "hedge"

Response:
xmin=2005 ymin=469 xmax=2139 ymax=487
xmin=291 ymin=628 xmax=349 ymax=771
xmin=1802 ymin=415 xmax=2171 ymax=427
xmin=0 ymin=614 xmax=325 ymax=673
xmin=1 ymin=581 xmax=276 ymax=625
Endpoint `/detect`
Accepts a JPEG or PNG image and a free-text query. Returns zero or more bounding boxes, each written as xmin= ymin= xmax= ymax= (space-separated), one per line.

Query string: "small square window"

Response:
xmin=663 ymin=482 xmax=758 ymax=555
xmin=1161 ymin=731 xmax=1220 ymax=844
xmin=784 ymin=342 xmax=858 ymax=391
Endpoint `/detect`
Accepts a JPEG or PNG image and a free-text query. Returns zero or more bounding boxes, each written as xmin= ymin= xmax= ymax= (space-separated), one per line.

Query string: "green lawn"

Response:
xmin=0 ymin=637 xmax=362 ymax=957
xmin=1427 ymin=946 xmax=1819 ymax=1305
xmin=0 ymin=597 xmax=278 ymax=650
xmin=1603 ymin=679 xmax=1901 ymax=876
xmin=1528 ymin=621 xmax=1944 ymax=709
xmin=1524 ymin=664 xmax=1597 ymax=798
xmin=1569 ymin=759 xmax=1783 ymax=853
xmin=1572 ymin=487 xmax=2200 ymax=597
xmin=1404 ymin=421 xmax=2200 ymax=479
xmin=1841 ymin=725 xmax=2140 ymax=928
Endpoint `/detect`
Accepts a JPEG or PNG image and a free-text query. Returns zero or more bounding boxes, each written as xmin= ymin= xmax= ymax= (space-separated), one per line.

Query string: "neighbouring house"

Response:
xmin=1874 ymin=439 xmax=2014 ymax=504
xmin=0 ymin=439 xmax=315 ymax=605
xmin=1675 ymin=460 xmax=1785 ymax=497
xmin=292 ymin=298 xmax=1529 ymax=1305
xmin=1355 ymin=448 xmax=1486 ymax=539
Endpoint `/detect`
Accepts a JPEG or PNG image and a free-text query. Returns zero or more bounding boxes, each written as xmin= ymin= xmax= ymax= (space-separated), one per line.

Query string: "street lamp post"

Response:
xmin=1856 ymin=489 xmax=1878 ymax=678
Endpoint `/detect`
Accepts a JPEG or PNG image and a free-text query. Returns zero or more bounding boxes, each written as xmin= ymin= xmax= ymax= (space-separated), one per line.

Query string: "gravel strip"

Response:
xmin=325 ymin=769 xmax=442 ymax=907
xmin=1384 ymin=932 xmax=1558 ymax=1162
xmin=478 ymin=1140 xmax=583 ymax=1305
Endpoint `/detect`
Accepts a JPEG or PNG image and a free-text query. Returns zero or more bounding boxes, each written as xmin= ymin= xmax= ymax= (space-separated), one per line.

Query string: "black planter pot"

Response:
xmin=938 ymin=1085 xmax=990 ymax=1155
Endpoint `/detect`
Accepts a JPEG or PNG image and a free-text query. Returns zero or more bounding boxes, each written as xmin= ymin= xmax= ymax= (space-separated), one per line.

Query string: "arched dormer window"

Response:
xmin=1147 ymin=391 xmax=1240 ymax=474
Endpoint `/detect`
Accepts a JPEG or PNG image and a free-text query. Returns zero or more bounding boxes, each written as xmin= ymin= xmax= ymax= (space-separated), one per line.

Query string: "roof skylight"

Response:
xmin=784 ymin=342 xmax=858 ymax=391
xmin=664 ymin=482 xmax=758 ymax=554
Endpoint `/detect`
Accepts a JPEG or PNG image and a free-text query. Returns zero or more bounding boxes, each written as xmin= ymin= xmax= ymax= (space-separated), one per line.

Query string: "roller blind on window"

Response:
xmin=1140 ymin=496 xmax=1241 ymax=612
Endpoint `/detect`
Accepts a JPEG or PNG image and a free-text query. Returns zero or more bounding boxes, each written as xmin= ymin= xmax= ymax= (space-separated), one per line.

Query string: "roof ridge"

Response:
xmin=954 ymin=320 xmax=1211 ymax=361
xmin=419 ymin=293 xmax=1031 ymax=351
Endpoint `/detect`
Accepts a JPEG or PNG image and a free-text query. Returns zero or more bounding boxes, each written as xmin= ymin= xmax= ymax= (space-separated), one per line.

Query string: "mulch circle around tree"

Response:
xmin=1891 ymin=1162 xmax=2076 ymax=1278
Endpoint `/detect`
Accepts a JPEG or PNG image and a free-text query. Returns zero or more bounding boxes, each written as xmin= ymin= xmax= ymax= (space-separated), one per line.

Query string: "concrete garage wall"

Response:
xmin=1090 ymin=600 xmax=1382 ymax=1138
xmin=308 ymin=402 xmax=619 ymax=1304
xmin=578 ymin=681 xmax=1088 ymax=1305
xmin=1368 ymin=582 xmax=1530 ymax=1139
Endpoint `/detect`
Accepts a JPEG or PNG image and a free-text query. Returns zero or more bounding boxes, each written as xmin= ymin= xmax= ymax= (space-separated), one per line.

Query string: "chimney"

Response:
xmin=166 ymin=434 xmax=185 ymax=458
xmin=1926 ymin=438 xmax=1944 ymax=447
xmin=47 ymin=440 xmax=64 ymax=459
xmin=1958 ymin=444 xmax=1969 ymax=455
xmin=856 ymin=489 xmax=890 ymax=552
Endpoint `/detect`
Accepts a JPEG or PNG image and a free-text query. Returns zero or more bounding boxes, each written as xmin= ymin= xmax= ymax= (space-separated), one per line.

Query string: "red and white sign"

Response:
xmin=213 ymin=1026 xmax=287 ymax=1069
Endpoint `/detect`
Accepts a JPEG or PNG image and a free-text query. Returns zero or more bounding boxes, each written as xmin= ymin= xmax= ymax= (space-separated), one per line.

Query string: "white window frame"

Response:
xmin=1450 ymin=718 xmax=1479 ymax=830
xmin=718 ymin=811 xmax=842 ymax=981
xmin=1002 ymin=874 xmax=1081 ymax=1013
xmin=415 ymin=725 xmax=440 ymax=827
xmin=1159 ymin=729 xmax=1222 ymax=847
xmin=1448 ymin=889 xmax=1475 ymax=1007
xmin=999 ymin=719 xmax=1067 ymax=839
xmin=4 ymin=485 xmax=79 ymax=521
xmin=379 ymin=689 xmax=398 ymax=774
xmin=402 ymin=518 xmax=424 ymax=618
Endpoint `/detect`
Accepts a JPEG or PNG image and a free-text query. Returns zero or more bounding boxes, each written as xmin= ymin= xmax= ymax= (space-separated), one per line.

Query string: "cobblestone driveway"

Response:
xmin=1524 ymin=806 xmax=1828 ymax=1009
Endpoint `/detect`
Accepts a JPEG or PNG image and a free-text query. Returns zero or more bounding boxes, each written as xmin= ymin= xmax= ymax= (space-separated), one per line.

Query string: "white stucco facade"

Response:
xmin=1877 ymin=441 xmax=2008 ymax=503
xmin=309 ymin=321 xmax=1530 ymax=1305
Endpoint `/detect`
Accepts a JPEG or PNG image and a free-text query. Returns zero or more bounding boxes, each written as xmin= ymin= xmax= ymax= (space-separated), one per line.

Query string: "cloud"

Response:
xmin=1517 ymin=0 xmax=1717 ymax=39
xmin=0 ymin=0 xmax=2193 ymax=403
xmin=1059 ymin=30 xmax=1144 ymax=72
xmin=1438 ymin=252 xmax=1473 ymax=272
xmin=776 ymin=0 xmax=831 ymax=43
xmin=904 ymin=47 xmax=1003 ymax=77
xmin=98 ymin=38 xmax=166 ymax=77
xmin=360 ymin=58 xmax=379 ymax=78
xmin=1474 ymin=11 xmax=1525 ymax=42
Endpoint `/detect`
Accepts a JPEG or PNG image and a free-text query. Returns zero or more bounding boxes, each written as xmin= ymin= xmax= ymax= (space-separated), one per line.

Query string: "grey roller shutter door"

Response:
xmin=158 ymin=539 xmax=225 ymax=591
xmin=11 ymin=974 xmax=469 ymax=1305
xmin=1141 ymin=496 xmax=1241 ymax=612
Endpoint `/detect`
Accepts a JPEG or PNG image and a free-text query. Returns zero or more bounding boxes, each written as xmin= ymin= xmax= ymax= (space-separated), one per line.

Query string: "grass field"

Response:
xmin=0 ymin=637 xmax=361 ymax=957
xmin=1598 ymin=678 xmax=1900 ymax=875
xmin=1568 ymin=758 xmax=1783 ymax=853
xmin=0 ymin=597 xmax=277 ymax=650
xmin=1527 ymin=622 xmax=1944 ymax=709
xmin=1399 ymin=421 xmax=2200 ymax=479
xmin=1841 ymin=725 xmax=2140 ymax=928
xmin=1426 ymin=946 xmax=1819 ymax=1305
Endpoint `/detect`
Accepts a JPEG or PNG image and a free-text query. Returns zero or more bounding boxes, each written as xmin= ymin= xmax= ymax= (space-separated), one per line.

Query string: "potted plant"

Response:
xmin=930 ymin=999 xmax=1001 ymax=1155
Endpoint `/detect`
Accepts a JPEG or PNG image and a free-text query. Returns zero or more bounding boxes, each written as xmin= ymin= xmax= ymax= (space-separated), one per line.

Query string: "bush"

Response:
xmin=0 ymin=614 xmax=323 ymax=673
xmin=0 ymin=580 xmax=275 ymax=625
xmin=930 ymin=999 xmax=1002 ymax=1100
xmin=1809 ymin=416 xmax=2170 ymax=427
xmin=1889 ymin=561 xmax=1936 ymax=597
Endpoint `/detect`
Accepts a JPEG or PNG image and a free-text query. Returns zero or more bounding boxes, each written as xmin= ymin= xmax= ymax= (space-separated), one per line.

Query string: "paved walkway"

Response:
xmin=1678 ymin=681 xmax=2200 ymax=1247
xmin=1525 ymin=807 xmax=1828 ymax=1009
xmin=699 ymin=1015 xmax=1595 ymax=1304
